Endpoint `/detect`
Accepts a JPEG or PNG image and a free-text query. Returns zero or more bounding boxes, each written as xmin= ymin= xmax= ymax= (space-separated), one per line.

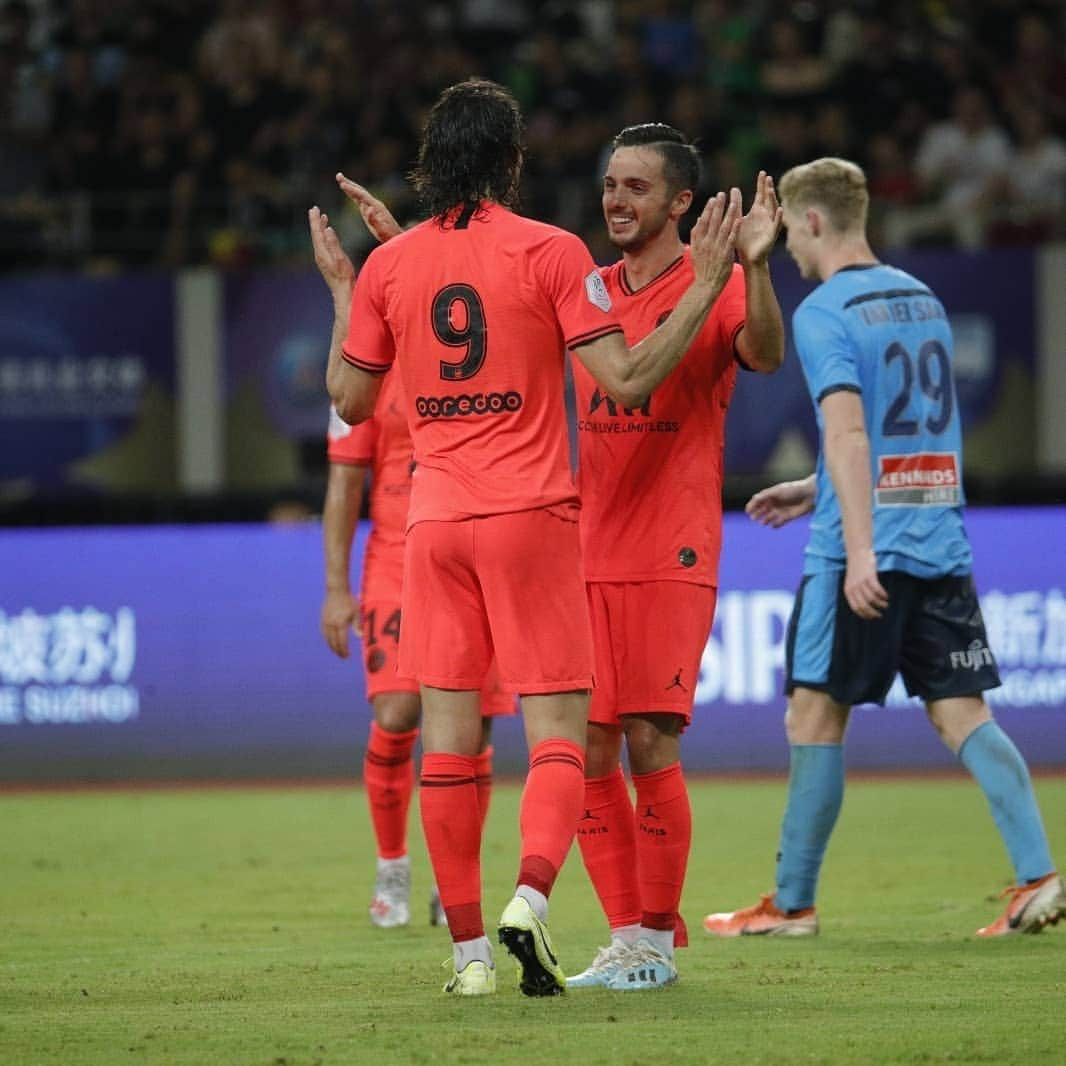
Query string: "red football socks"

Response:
xmin=575 ymin=767 xmax=642 ymax=930
xmin=517 ymin=738 xmax=585 ymax=896
xmin=632 ymin=762 xmax=691 ymax=934
xmin=474 ymin=744 xmax=494 ymax=830
xmin=420 ymin=751 xmax=484 ymax=942
xmin=363 ymin=722 xmax=418 ymax=860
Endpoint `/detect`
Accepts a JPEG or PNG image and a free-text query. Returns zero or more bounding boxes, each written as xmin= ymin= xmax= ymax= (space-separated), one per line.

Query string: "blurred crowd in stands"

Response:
xmin=2 ymin=0 xmax=1065 ymax=274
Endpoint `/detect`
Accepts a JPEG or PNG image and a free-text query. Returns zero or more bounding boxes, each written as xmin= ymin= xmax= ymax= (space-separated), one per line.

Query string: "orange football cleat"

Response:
xmin=976 ymin=872 xmax=1066 ymax=937
xmin=703 ymin=892 xmax=818 ymax=937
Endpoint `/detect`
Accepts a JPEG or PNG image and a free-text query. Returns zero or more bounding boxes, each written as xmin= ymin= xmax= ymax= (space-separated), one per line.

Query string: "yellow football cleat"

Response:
xmin=497 ymin=896 xmax=566 ymax=997
xmin=443 ymin=959 xmax=496 ymax=996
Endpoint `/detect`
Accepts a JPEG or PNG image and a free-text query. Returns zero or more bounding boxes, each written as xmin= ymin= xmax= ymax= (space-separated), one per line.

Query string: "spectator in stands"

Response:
xmin=995 ymin=9 xmax=1066 ymax=131
xmin=2 ymin=0 xmax=1065 ymax=272
xmin=883 ymin=84 xmax=1011 ymax=250
xmin=639 ymin=0 xmax=701 ymax=82
xmin=865 ymin=131 xmax=920 ymax=248
xmin=758 ymin=16 xmax=829 ymax=107
xmin=833 ymin=13 xmax=948 ymax=148
xmin=811 ymin=100 xmax=854 ymax=162
xmin=988 ymin=103 xmax=1066 ymax=244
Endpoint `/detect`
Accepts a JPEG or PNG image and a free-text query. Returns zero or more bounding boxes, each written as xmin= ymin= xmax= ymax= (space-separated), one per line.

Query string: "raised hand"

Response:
xmin=736 ymin=171 xmax=783 ymax=267
xmin=690 ymin=187 xmax=742 ymax=294
xmin=745 ymin=476 xmax=816 ymax=528
xmin=336 ymin=172 xmax=403 ymax=244
xmin=308 ymin=205 xmax=355 ymax=299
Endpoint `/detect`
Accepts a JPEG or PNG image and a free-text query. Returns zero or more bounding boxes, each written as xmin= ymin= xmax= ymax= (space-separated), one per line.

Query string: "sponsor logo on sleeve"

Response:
xmin=584 ymin=270 xmax=612 ymax=313
xmin=875 ymin=452 xmax=960 ymax=507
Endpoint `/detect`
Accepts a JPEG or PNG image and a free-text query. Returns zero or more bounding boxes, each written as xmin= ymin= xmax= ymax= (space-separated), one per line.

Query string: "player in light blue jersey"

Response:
xmin=702 ymin=158 xmax=1064 ymax=939
xmin=794 ymin=261 xmax=972 ymax=582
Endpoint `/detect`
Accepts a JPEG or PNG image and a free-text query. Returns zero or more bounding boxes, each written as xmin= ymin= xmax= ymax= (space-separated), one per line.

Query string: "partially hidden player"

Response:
xmin=321 ymin=366 xmax=513 ymax=930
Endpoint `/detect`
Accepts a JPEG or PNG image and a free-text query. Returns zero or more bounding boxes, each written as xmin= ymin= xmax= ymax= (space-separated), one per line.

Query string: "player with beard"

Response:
xmin=564 ymin=125 xmax=784 ymax=989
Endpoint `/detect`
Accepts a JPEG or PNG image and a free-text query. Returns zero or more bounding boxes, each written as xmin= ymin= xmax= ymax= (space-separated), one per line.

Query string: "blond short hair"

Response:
xmin=778 ymin=157 xmax=869 ymax=233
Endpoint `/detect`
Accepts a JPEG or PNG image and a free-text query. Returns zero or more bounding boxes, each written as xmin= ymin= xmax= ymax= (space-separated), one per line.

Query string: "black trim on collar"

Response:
xmin=620 ymin=254 xmax=686 ymax=296
xmin=843 ymin=287 xmax=934 ymax=308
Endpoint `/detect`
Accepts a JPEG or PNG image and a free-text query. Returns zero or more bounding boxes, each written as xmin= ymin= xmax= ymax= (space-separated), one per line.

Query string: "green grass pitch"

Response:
xmin=2 ymin=775 xmax=1064 ymax=1065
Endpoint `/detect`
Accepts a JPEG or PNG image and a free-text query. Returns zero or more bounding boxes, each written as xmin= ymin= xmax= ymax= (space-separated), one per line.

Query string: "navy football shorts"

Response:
xmin=785 ymin=570 xmax=1001 ymax=706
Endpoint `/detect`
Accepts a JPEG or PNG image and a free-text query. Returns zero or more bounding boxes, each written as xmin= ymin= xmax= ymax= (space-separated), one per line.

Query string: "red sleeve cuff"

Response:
xmin=342 ymin=347 xmax=392 ymax=374
xmin=566 ymin=324 xmax=624 ymax=350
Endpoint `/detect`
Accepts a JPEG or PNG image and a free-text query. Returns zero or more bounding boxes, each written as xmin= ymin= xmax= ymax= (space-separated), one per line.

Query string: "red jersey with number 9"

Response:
xmin=344 ymin=201 xmax=622 ymax=528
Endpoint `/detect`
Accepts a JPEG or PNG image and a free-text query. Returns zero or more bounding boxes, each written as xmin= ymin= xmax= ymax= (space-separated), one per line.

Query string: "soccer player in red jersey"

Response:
xmin=310 ymin=79 xmax=744 ymax=997
xmin=321 ymin=366 xmax=513 ymax=931
xmin=564 ymin=125 xmax=785 ymax=990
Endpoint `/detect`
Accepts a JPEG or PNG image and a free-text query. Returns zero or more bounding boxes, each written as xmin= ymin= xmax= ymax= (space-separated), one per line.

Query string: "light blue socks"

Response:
xmin=958 ymin=720 xmax=1053 ymax=883
xmin=774 ymin=744 xmax=845 ymax=912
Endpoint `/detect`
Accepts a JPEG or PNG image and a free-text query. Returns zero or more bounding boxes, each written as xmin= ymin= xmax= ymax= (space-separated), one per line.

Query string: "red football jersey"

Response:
xmin=327 ymin=367 xmax=411 ymax=601
xmin=344 ymin=201 xmax=622 ymax=527
xmin=573 ymin=251 xmax=746 ymax=586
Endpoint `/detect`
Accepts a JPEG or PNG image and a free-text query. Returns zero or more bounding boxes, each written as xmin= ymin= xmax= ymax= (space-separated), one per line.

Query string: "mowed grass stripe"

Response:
xmin=1 ymin=778 xmax=1063 ymax=1065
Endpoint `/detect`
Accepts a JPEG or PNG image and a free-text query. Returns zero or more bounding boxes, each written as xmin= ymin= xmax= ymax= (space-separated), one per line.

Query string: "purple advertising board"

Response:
xmin=1 ymin=508 xmax=1063 ymax=783
xmin=695 ymin=506 xmax=1065 ymax=770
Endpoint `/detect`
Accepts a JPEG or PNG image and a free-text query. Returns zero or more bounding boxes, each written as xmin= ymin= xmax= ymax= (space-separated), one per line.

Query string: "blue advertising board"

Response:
xmin=725 ymin=247 xmax=1036 ymax=473
xmin=0 ymin=246 xmax=1037 ymax=492
xmin=1 ymin=509 xmax=1063 ymax=782
xmin=0 ymin=274 xmax=176 ymax=489
xmin=220 ymin=246 xmax=1038 ymax=487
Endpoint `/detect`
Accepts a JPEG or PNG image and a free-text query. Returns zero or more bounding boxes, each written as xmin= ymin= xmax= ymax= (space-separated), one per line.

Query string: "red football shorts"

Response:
xmin=478 ymin=657 xmax=518 ymax=717
xmin=359 ymin=599 xmax=515 ymax=715
xmin=359 ymin=599 xmax=420 ymax=701
xmin=399 ymin=506 xmax=594 ymax=694
xmin=586 ymin=580 xmax=717 ymax=726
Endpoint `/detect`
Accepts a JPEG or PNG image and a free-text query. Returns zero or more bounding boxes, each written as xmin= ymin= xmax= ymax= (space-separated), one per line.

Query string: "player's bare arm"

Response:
xmin=746 ymin=474 xmax=816 ymax=528
xmin=321 ymin=460 xmax=368 ymax=658
xmin=309 ymin=205 xmax=384 ymax=424
xmin=575 ymin=189 xmax=742 ymax=407
xmin=335 ymin=172 xmax=739 ymax=408
xmin=336 ymin=173 xmax=403 ymax=243
xmin=337 ymin=177 xmax=737 ymax=408
xmin=735 ymin=171 xmax=786 ymax=374
xmin=820 ymin=390 xmax=889 ymax=620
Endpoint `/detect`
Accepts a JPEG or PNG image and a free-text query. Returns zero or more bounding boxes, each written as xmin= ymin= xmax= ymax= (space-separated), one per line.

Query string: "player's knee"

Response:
xmin=623 ymin=715 xmax=681 ymax=774
xmin=584 ymin=723 xmax=623 ymax=777
xmin=926 ymin=695 xmax=991 ymax=753
xmin=373 ymin=691 xmax=421 ymax=734
xmin=784 ymin=691 xmax=847 ymax=745
xmin=783 ymin=709 xmax=807 ymax=745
